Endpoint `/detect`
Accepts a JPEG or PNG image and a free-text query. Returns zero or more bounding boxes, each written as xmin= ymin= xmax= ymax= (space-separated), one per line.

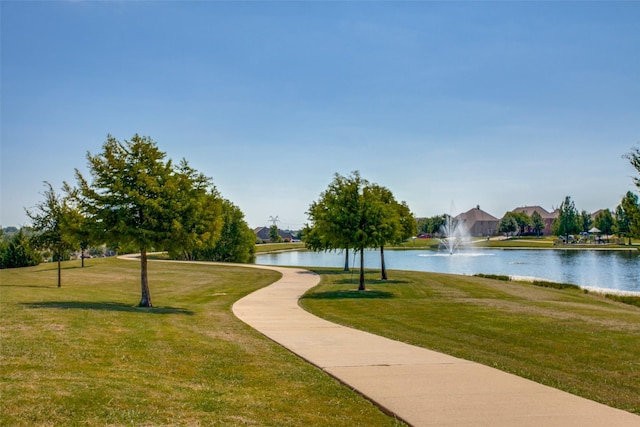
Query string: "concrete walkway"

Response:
xmin=232 ymin=265 xmax=640 ymax=427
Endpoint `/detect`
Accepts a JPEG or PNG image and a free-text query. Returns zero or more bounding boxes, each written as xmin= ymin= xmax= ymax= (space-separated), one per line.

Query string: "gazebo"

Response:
xmin=588 ymin=227 xmax=601 ymax=243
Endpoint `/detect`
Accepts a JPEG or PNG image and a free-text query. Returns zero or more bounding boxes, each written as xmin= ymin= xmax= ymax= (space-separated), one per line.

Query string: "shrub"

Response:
xmin=605 ymin=294 xmax=640 ymax=308
xmin=474 ymin=274 xmax=511 ymax=281
xmin=531 ymin=280 xmax=581 ymax=291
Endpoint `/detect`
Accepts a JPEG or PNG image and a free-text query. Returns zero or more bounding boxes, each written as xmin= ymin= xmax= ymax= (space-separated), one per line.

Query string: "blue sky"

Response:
xmin=2 ymin=1 xmax=639 ymax=230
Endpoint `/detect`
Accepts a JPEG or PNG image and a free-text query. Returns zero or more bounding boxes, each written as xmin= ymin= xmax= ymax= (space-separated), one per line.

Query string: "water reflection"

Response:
xmin=256 ymin=249 xmax=640 ymax=293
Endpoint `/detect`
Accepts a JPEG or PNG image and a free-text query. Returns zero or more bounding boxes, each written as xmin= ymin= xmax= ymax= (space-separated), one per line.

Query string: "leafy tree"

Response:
xmin=306 ymin=171 xmax=408 ymax=290
xmin=511 ymin=212 xmax=531 ymax=235
xmin=593 ymin=209 xmax=614 ymax=239
xmin=579 ymin=210 xmax=592 ymax=234
xmin=26 ymin=182 xmax=77 ymax=287
xmin=63 ymin=184 xmax=94 ymax=267
xmin=165 ymin=161 xmax=223 ymax=260
xmin=624 ymin=146 xmax=640 ymax=190
xmin=614 ymin=191 xmax=640 ymax=245
xmin=530 ymin=211 xmax=545 ymax=237
xmin=364 ymin=184 xmax=397 ymax=280
xmin=269 ymin=225 xmax=283 ymax=243
xmin=380 ymin=197 xmax=416 ymax=280
xmin=396 ymin=201 xmax=417 ymax=244
xmin=417 ymin=215 xmax=446 ymax=236
xmin=552 ymin=196 xmax=580 ymax=243
xmin=191 ymin=199 xmax=255 ymax=263
xmin=75 ymin=134 xmax=219 ymax=307
xmin=305 ymin=171 xmax=365 ymax=272
xmin=497 ymin=213 xmax=518 ymax=237
xmin=0 ymin=229 xmax=41 ymax=269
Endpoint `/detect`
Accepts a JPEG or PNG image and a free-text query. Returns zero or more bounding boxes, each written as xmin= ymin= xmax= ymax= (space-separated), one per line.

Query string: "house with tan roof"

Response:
xmin=455 ymin=205 xmax=499 ymax=237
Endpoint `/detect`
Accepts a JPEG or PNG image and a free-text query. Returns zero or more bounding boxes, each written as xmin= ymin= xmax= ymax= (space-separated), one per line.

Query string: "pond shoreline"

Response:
xmin=255 ymin=248 xmax=640 ymax=293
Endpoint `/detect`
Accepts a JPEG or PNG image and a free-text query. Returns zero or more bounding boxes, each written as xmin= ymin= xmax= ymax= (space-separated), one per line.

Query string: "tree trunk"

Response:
xmin=57 ymin=254 xmax=61 ymax=288
xmin=343 ymin=245 xmax=349 ymax=272
xmin=81 ymin=250 xmax=85 ymax=268
xmin=139 ymin=248 xmax=153 ymax=307
xmin=358 ymin=249 xmax=365 ymax=291
xmin=380 ymin=245 xmax=387 ymax=280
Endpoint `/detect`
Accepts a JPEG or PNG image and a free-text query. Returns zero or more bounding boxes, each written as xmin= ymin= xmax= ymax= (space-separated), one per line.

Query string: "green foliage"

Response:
xmin=594 ymin=209 xmax=614 ymax=235
xmin=305 ymin=171 xmax=415 ymax=289
xmin=530 ymin=280 xmax=582 ymax=291
xmin=189 ymin=200 xmax=256 ymax=263
xmin=305 ymin=171 xmax=364 ymax=254
xmin=624 ymin=145 xmax=640 ymax=190
xmin=530 ymin=211 xmax=545 ymax=236
xmin=497 ymin=213 xmax=518 ymax=236
xmin=614 ymin=191 xmax=640 ymax=245
xmin=474 ymin=273 xmax=511 ymax=281
xmin=512 ymin=212 xmax=532 ymax=234
xmin=26 ymin=182 xmax=78 ymax=286
xmin=417 ymin=215 xmax=446 ymax=235
xmin=75 ymin=134 xmax=222 ymax=306
xmin=269 ymin=224 xmax=283 ymax=243
xmin=0 ymin=229 xmax=41 ymax=269
xmin=579 ymin=210 xmax=592 ymax=233
xmin=605 ymin=294 xmax=640 ymax=307
xmin=552 ymin=196 xmax=580 ymax=242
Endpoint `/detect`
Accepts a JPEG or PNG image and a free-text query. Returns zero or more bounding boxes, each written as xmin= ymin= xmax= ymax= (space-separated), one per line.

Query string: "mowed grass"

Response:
xmin=300 ymin=269 xmax=640 ymax=415
xmin=0 ymin=258 xmax=403 ymax=426
xmin=255 ymin=242 xmax=305 ymax=253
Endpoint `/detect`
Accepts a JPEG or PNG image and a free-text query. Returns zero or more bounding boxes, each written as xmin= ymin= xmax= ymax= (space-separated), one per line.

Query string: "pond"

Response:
xmin=256 ymin=249 xmax=640 ymax=293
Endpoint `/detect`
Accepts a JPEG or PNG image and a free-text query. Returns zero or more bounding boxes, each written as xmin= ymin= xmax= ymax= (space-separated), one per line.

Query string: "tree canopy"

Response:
xmin=624 ymin=146 xmax=640 ymax=191
xmin=497 ymin=213 xmax=518 ymax=237
xmin=615 ymin=191 xmax=640 ymax=245
xmin=552 ymin=196 xmax=580 ymax=243
xmin=188 ymin=199 xmax=256 ymax=264
xmin=75 ymin=134 xmax=221 ymax=307
xmin=593 ymin=209 xmax=614 ymax=237
xmin=304 ymin=171 xmax=366 ymax=272
xmin=530 ymin=211 xmax=545 ymax=237
xmin=0 ymin=229 xmax=41 ymax=269
xmin=26 ymin=182 xmax=77 ymax=287
xmin=305 ymin=171 xmax=415 ymax=290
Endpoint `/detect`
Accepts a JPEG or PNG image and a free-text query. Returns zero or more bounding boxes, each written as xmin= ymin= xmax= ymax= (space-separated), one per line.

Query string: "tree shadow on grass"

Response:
xmin=32 ymin=264 xmax=96 ymax=272
xmin=302 ymin=290 xmax=394 ymax=300
xmin=334 ymin=278 xmax=409 ymax=285
xmin=22 ymin=301 xmax=194 ymax=315
xmin=0 ymin=284 xmax=57 ymax=289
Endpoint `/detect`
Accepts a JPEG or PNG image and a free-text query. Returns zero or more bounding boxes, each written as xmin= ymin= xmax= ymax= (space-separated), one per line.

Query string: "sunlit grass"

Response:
xmin=0 ymin=258 xmax=403 ymax=426
xmin=255 ymin=242 xmax=305 ymax=253
xmin=301 ymin=269 xmax=640 ymax=415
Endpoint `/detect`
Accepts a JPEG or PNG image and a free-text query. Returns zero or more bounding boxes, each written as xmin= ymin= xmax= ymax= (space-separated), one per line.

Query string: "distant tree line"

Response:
xmin=491 ymin=192 xmax=639 ymax=244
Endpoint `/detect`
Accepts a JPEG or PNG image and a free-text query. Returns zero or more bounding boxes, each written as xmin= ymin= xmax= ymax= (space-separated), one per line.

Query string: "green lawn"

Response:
xmin=0 ymin=258 xmax=403 ymax=426
xmin=255 ymin=242 xmax=305 ymax=253
xmin=300 ymin=269 xmax=640 ymax=415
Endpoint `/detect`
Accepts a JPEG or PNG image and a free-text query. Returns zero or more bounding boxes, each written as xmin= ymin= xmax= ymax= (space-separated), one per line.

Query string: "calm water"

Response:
xmin=256 ymin=249 xmax=640 ymax=293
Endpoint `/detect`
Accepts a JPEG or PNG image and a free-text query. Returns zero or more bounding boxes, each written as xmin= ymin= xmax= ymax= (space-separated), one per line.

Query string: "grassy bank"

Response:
xmin=255 ymin=242 xmax=305 ymax=253
xmin=300 ymin=269 xmax=640 ymax=415
xmin=395 ymin=236 xmax=638 ymax=250
xmin=0 ymin=258 xmax=402 ymax=426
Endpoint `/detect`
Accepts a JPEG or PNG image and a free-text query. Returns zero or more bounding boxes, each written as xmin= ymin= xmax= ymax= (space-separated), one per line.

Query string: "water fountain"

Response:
xmin=439 ymin=213 xmax=470 ymax=255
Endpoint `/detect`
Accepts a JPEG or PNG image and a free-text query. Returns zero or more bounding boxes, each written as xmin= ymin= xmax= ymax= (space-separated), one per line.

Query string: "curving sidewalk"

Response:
xmin=233 ymin=265 xmax=640 ymax=427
